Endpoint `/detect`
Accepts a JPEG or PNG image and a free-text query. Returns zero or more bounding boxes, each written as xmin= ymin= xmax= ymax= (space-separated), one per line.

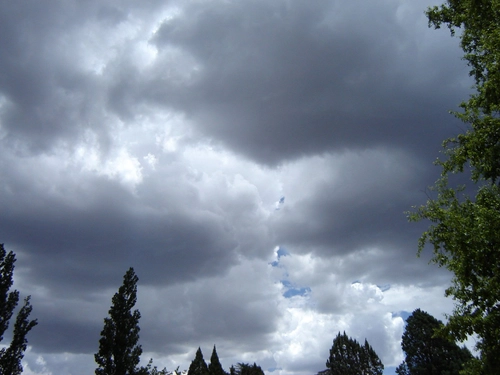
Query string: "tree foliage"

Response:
xmin=95 ymin=267 xmax=143 ymax=375
xmin=409 ymin=1 xmax=500 ymax=373
xmin=208 ymin=345 xmax=227 ymax=375
xmin=426 ymin=0 xmax=500 ymax=183
xmin=229 ymin=363 xmax=264 ymax=375
xmin=319 ymin=332 xmax=383 ymax=375
xmin=139 ymin=359 xmax=170 ymax=375
xmin=0 ymin=243 xmax=37 ymax=375
xmin=396 ymin=309 xmax=472 ymax=375
xmin=188 ymin=348 xmax=209 ymax=375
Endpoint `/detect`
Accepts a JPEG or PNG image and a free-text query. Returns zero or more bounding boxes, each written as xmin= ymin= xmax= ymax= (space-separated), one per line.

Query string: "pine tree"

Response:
xmin=0 ymin=244 xmax=37 ymax=375
xmin=95 ymin=267 xmax=143 ymax=375
xmin=208 ymin=345 xmax=227 ymax=375
xmin=321 ymin=332 xmax=383 ymax=375
xmin=188 ymin=348 xmax=209 ymax=375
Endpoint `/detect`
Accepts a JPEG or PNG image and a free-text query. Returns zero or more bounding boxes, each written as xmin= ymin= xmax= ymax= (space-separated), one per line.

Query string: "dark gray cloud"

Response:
xmin=144 ymin=0 xmax=469 ymax=164
xmin=0 ymin=0 xmax=471 ymax=374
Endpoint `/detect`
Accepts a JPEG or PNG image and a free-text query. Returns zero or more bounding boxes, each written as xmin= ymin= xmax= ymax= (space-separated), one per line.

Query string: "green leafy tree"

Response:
xmin=188 ymin=348 xmax=209 ymax=375
xmin=396 ymin=309 xmax=473 ymax=375
xmin=320 ymin=332 xmax=383 ymax=375
xmin=0 ymin=243 xmax=38 ymax=375
xmin=95 ymin=267 xmax=143 ymax=375
xmin=208 ymin=345 xmax=227 ymax=375
xmin=409 ymin=1 xmax=500 ymax=373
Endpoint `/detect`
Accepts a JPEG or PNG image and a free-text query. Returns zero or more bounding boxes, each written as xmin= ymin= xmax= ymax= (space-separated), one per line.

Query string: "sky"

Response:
xmin=0 ymin=0 xmax=475 ymax=374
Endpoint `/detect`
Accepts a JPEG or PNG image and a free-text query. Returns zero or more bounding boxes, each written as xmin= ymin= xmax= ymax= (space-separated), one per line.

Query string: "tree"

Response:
xmin=319 ymin=332 xmax=383 ymax=375
xmin=95 ymin=267 xmax=143 ymax=375
xmin=187 ymin=348 xmax=209 ymax=375
xmin=0 ymin=243 xmax=37 ymax=375
xmin=139 ymin=358 xmax=169 ymax=375
xmin=396 ymin=309 xmax=472 ymax=375
xmin=230 ymin=363 xmax=264 ymax=375
xmin=208 ymin=346 xmax=227 ymax=375
xmin=409 ymin=1 xmax=500 ymax=373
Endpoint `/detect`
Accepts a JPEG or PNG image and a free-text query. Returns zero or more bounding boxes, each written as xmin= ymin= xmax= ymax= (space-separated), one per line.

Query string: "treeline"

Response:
xmin=94 ymin=267 xmax=266 ymax=375
xmin=316 ymin=310 xmax=472 ymax=375
xmin=92 ymin=266 xmax=478 ymax=375
xmin=0 ymin=249 xmax=476 ymax=375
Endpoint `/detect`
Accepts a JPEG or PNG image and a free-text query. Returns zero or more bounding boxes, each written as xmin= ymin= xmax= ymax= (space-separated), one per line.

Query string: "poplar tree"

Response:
xmin=0 ymin=244 xmax=37 ymax=375
xmin=95 ymin=267 xmax=143 ymax=375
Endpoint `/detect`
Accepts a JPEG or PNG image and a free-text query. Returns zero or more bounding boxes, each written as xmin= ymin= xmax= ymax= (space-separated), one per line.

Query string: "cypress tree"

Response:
xmin=188 ymin=348 xmax=209 ymax=375
xmin=95 ymin=267 xmax=143 ymax=375
xmin=208 ymin=345 xmax=227 ymax=375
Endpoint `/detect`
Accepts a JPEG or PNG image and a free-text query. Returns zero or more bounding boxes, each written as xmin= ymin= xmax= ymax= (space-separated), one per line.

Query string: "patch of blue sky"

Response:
xmin=276 ymin=246 xmax=289 ymax=259
xmin=283 ymin=286 xmax=311 ymax=298
xmin=281 ymin=280 xmax=311 ymax=298
xmin=270 ymin=246 xmax=290 ymax=267
xmin=392 ymin=310 xmax=411 ymax=323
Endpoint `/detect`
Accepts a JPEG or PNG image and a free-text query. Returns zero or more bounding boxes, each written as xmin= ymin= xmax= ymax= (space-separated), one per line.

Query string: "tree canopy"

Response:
xmin=229 ymin=363 xmax=264 ymax=375
xmin=319 ymin=332 xmax=383 ymax=375
xmin=208 ymin=345 xmax=227 ymax=375
xmin=0 ymin=244 xmax=38 ymax=375
xmin=188 ymin=347 xmax=209 ymax=375
xmin=396 ymin=309 xmax=472 ymax=375
xmin=409 ymin=1 xmax=500 ymax=373
xmin=95 ymin=267 xmax=143 ymax=375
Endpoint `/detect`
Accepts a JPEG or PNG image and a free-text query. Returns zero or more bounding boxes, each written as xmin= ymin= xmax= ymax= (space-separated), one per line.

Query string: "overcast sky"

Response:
xmin=0 ymin=0 xmax=473 ymax=374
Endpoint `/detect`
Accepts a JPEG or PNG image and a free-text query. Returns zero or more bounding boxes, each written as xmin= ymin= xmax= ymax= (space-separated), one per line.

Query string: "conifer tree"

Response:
xmin=208 ymin=345 xmax=227 ymax=375
xmin=95 ymin=267 xmax=143 ymax=375
xmin=188 ymin=348 xmax=209 ymax=375
xmin=0 ymin=244 xmax=37 ymax=375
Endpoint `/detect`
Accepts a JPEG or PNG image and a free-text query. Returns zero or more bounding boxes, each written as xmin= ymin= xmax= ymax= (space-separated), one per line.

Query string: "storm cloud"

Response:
xmin=0 ymin=0 xmax=471 ymax=374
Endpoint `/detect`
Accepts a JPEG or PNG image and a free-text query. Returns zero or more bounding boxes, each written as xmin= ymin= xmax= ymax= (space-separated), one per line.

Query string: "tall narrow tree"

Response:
xmin=0 ymin=244 xmax=37 ymax=375
xmin=208 ymin=345 xmax=227 ymax=375
xmin=95 ymin=267 xmax=143 ymax=375
xmin=187 ymin=348 xmax=209 ymax=375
